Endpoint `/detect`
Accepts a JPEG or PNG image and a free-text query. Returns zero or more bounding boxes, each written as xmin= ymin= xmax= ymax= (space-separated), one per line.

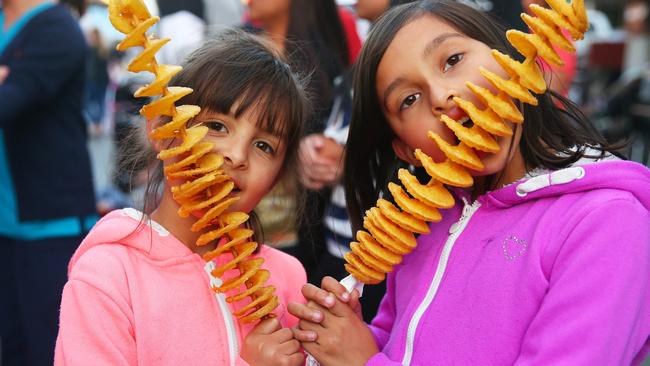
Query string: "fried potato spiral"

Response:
xmin=108 ymin=0 xmax=278 ymax=323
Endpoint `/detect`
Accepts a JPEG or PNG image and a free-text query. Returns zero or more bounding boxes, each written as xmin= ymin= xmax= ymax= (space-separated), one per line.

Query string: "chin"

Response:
xmin=471 ymin=154 xmax=508 ymax=177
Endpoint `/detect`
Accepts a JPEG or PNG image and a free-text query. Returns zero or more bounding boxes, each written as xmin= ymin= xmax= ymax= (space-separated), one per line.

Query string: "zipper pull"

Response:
xmin=448 ymin=198 xmax=470 ymax=234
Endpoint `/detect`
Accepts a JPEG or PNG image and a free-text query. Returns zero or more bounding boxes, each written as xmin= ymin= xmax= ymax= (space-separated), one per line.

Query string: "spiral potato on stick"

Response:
xmin=107 ymin=0 xmax=278 ymax=323
xmin=344 ymin=0 xmax=589 ymax=284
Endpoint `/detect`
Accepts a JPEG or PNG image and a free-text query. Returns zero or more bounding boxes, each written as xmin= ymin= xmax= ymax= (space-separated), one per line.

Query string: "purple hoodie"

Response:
xmin=367 ymin=159 xmax=650 ymax=365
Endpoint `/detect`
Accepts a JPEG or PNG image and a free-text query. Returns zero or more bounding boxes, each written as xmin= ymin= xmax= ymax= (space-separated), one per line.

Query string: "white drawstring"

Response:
xmin=516 ymin=167 xmax=585 ymax=197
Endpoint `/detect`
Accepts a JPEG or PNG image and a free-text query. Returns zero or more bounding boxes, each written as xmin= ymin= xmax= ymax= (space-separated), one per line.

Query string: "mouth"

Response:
xmin=443 ymin=107 xmax=474 ymax=128
xmin=230 ymin=183 xmax=242 ymax=194
xmin=457 ymin=116 xmax=474 ymax=128
xmin=229 ymin=179 xmax=243 ymax=195
xmin=441 ymin=107 xmax=475 ymax=146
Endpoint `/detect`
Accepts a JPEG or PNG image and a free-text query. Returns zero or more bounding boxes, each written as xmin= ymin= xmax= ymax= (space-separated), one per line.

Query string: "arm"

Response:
xmin=55 ymin=279 xmax=136 ymax=366
xmin=0 ymin=12 xmax=86 ymax=128
xmin=515 ymin=198 xmax=650 ymax=364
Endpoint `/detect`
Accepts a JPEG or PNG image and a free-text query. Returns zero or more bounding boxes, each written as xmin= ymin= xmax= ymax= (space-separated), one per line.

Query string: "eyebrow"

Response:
xmin=382 ymin=32 xmax=465 ymax=108
xmin=422 ymin=32 xmax=465 ymax=58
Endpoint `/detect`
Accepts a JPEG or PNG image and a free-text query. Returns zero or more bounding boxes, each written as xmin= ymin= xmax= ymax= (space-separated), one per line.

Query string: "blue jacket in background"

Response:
xmin=0 ymin=3 xmax=96 ymax=239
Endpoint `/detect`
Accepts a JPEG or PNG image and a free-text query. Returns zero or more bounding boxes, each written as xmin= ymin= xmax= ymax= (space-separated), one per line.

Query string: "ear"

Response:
xmin=391 ymin=138 xmax=420 ymax=166
xmin=146 ymin=117 xmax=167 ymax=154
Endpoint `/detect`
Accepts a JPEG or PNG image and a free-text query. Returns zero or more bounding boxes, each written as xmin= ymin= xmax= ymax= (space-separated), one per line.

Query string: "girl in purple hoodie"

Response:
xmin=288 ymin=1 xmax=650 ymax=365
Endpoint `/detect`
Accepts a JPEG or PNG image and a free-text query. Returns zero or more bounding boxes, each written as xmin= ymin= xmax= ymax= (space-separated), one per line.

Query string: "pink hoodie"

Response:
xmin=55 ymin=208 xmax=306 ymax=366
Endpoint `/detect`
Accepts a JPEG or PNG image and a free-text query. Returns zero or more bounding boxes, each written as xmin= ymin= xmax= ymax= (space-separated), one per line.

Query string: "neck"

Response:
xmin=473 ymin=145 xmax=527 ymax=198
xmin=260 ymin=14 xmax=289 ymax=53
xmin=494 ymin=146 xmax=527 ymax=188
xmin=150 ymin=185 xmax=219 ymax=258
xmin=3 ymin=0 xmax=51 ymax=29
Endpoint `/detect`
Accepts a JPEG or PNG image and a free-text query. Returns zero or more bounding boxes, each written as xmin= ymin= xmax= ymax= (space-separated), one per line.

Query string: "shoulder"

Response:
xmin=33 ymin=5 xmax=80 ymax=28
xmin=69 ymin=243 xmax=132 ymax=283
xmin=541 ymin=188 xmax=649 ymax=268
xmin=23 ymin=5 xmax=85 ymax=51
xmin=560 ymin=188 xmax=647 ymax=224
xmin=68 ymin=214 xmax=148 ymax=284
xmin=65 ymin=242 xmax=136 ymax=310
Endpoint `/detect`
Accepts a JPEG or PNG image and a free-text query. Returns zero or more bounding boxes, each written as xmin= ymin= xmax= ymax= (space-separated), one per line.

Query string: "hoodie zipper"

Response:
xmin=205 ymin=262 xmax=239 ymax=366
xmin=401 ymin=199 xmax=481 ymax=365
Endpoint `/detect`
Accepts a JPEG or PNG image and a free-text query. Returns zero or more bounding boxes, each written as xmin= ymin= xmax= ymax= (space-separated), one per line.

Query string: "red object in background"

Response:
xmin=338 ymin=7 xmax=362 ymax=65
xmin=588 ymin=41 xmax=625 ymax=71
xmin=242 ymin=5 xmax=362 ymax=65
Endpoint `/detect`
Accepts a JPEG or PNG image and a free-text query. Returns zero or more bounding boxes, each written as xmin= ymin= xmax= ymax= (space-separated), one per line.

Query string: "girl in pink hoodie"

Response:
xmin=55 ymin=29 xmax=310 ymax=366
xmin=289 ymin=1 xmax=650 ymax=365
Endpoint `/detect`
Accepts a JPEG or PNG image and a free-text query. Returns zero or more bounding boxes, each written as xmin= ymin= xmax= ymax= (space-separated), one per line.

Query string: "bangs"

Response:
xmin=230 ymin=77 xmax=302 ymax=145
xmin=170 ymin=30 xmax=307 ymax=147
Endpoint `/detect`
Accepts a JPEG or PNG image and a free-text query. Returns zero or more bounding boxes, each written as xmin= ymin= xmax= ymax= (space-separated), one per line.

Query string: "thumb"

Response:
xmin=251 ymin=317 xmax=281 ymax=335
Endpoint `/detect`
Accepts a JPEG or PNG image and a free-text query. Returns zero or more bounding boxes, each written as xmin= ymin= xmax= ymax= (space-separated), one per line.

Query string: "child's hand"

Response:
xmin=241 ymin=318 xmax=304 ymax=366
xmin=307 ymin=276 xmax=363 ymax=320
xmin=287 ymin=277 xmax=363 ymax=338
xmin=291 ymin=294 xmax=378 ymax=365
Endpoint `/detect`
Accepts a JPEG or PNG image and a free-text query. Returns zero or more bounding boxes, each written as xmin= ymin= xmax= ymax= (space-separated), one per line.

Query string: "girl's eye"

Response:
xmin=254 ymin=141 xmax=275 ymax=155
xmin=204 ymin=120 xmax=228 ymax=132
xmin=400 ymin=93 xmax=421 ymax=111
xmin=443 ymin=53 xmax=464 ymax=72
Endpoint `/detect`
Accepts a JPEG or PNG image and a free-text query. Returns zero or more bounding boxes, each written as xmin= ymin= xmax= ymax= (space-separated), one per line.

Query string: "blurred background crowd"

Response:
xmin=1 ymin=0 xmax=649 ymax=364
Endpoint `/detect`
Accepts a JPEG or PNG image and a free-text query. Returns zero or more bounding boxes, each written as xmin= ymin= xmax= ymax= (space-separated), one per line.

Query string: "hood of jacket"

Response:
xmin=483 ymin=155 xmax=650 ymax=212
xmin=68 ymin=208 xmax=194 ymax=273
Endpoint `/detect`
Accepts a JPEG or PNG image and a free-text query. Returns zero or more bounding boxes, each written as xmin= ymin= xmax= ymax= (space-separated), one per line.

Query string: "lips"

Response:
xmin=443 ymin=106 xmax=467 ymax=122
xmin=229 ymin=177 xmax=243 ymax=195
xmin=442 ymin=107 xmax=474 ymax=127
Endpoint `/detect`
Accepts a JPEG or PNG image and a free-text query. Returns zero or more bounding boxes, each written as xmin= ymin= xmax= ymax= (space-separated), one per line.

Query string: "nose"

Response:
xmin=222 ymin=142 xmax=248 ymax=170
xmin=429 ymin=82 xmax=457 ymax=117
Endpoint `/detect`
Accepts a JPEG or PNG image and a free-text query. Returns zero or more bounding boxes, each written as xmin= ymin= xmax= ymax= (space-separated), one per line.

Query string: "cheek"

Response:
xmin=251 ymin=158 xmax=284 ymax=193
xmin=475 ymin=129 xmax=520 ymax=176
xmin=419 ymin=117 xmax=459 ymax=162
xmin=478 ymin=148 xmax=510 ymax=176
xmin=467 ymin=55 xmax=511 ymax=100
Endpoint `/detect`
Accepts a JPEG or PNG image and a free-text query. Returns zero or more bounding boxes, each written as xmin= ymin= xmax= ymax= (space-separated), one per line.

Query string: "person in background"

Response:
xmin=623 ymin=0 xmax=650 ymax=72
xmin=521 ymin=0 xmax=577 ymax=97
xmin=83 ymin=27 xmax=110 ymax=138
xmin=489 ymin=0 xmax=526 ymax=32
xmin=203 ymin=0 xmax=245 ymax=28
xmin=246 ymin=0 xmax=369 ymax=315
xmin=0 ymin=0 xmax=97 ymax=365
xmin=354 ymin=0 xmax=417 ymax=23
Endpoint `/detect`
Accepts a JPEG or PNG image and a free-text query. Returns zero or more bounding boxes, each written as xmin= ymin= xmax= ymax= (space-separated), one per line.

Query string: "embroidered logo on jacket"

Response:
xmin=502 ymin=236 xmax=528 ymax=260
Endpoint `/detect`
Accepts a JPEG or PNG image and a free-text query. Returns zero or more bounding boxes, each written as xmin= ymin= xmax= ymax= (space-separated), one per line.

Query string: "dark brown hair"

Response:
xmin=284 ymin=0 xmax=350 ymax=132
xmin=344 ymin=0 xmax=624 ymax=232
